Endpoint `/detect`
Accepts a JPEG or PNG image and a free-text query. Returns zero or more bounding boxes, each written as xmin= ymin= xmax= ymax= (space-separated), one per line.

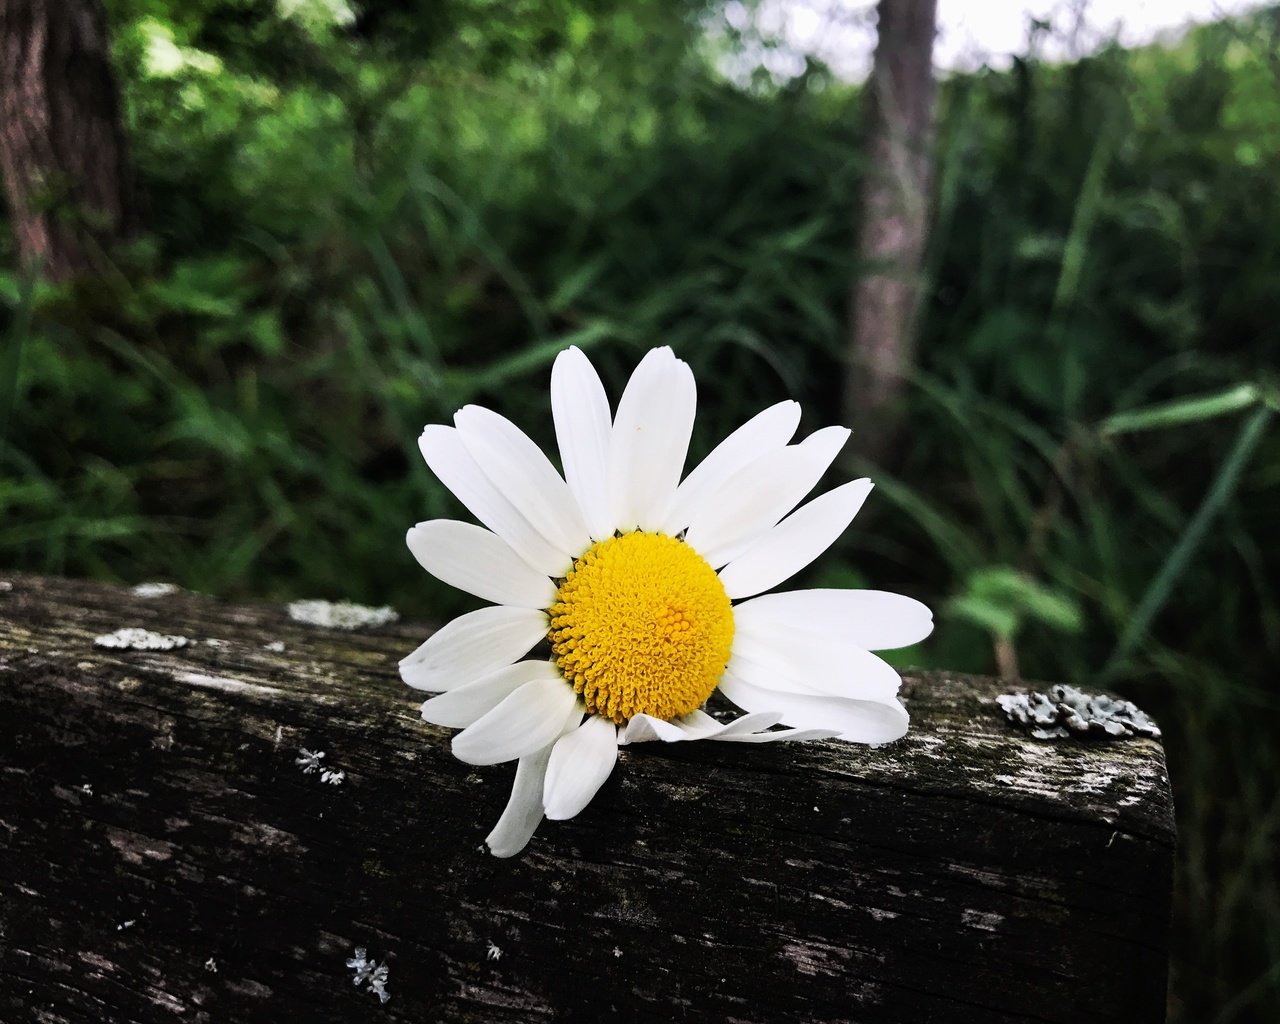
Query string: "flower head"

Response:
xmin=403 ymin=347 xmax=932 ymax=856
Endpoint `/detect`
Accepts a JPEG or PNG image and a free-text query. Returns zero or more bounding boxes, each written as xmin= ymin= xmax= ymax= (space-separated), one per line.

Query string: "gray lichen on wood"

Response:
xmin=997 ymin=683 xmax=1162 ymax=740
xmin=0 ymin=573 xmax=1174 ymax=1023
xmin=287 ymin=598 xmax=399 ymax=630
xmin=296 ymin=749 xmax=347 ymax=786
xmin=131 ymin=582 xmax=181 ymax=599
xmin=345 ymin=948 xmax=391 ymax=1004
xmin=93 ymin=626 xmax=192 ymax=650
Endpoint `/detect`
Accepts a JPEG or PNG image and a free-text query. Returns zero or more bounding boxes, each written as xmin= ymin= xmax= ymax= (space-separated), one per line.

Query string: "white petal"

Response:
xmin=608 ymin=347 xmax=696 ymax=532
xmin=661 ymin=400 xmax=801 ymax=535
xmin=718 ymin=674 xmax=909 ymax=744
xmin=542 ymin=714 xmax=619 ymax=820
xmin=684 ymin=425 xmax=851 ymax=568
xmin=620 ymin=709 xmax=779 ymax=743
xmin=669 ymin=708 xmax=792 ymax=739
xmin=675 ymin=708 xmax=837 ymax=743
xmin=455 ymin=405 xmax=591 ymax=558
xmin=421 ymin=661 xmax=562 ymax=728
xmin=618 ymin=714 xmax=686 ymax=744
xmin=694 ymin=709 xmax=785 ymax=736
xmin=734 ymin=588 xmax=934 ymax=650
xmin=399 ymin=606 xmax=548 ymax=692
xmin=406 ymin=520 xmax=556 ymax=609
xmin=485 ymin=739 xmax=562 ymax=859
xmin=718 ymin=479 xmax=874 ymax=599
xmin=713 ymin=726 xmax=839 ymax=743
xmin=619 ymin=708 xmax=836 ymax=745
xmin=727 ymin=629 xmax=903 ymax=704
xmin=665 ymin=708 xmax=724 ymax=733
xmin=452 ymin=675 xmax=580 ymax=765
xmin=419 ymin=425 xmax=573 ymax=577
xmin=552 ymin=347 xmax=615 ymax=541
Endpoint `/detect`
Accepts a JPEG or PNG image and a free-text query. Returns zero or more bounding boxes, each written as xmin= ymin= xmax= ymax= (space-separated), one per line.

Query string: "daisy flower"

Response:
xmin=402 ymin=347 xmax=932 ymax=857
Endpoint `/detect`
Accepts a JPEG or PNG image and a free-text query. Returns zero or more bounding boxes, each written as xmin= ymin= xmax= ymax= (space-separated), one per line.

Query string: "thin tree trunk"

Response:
xmin=844 ymin=0 xmax=937 ymax=459
xmin=0 ymin=0 xmax=135 ymax=281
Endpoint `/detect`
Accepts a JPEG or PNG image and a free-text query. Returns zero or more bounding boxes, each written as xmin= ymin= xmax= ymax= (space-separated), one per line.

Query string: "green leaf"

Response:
xmin=947 ymin=593 xmax=1021 ymax=640
xmin=1104 ymin=406 xmax=1274 ymax=675
xmin=1100 ymin=383 xmax=1261 ymax=436
xmin=547 ymin=257 xmax=608 ymax=313
xmin=947 ymin=565 xmax=1084 ymax=641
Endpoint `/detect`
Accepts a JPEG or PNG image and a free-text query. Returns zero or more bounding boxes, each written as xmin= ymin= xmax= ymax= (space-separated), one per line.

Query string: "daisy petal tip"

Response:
xmin=845 ymin=702 xmax=910 ymax=745
xmin=448 ymin=737 xmax=491 ymax=768
xmin=640 ymin=344 xmax=689 ymax=376
xmin=417 ymin=423 xmax=448 ymax=456
xmin=555 ymin=344 xmax=587 ymax=365
xmin=542 ymin=715 xmax=619 ymax=818
xmin=805 ymin=423 xmax=851 ymax=453
xmin=483 ymin=833 xmax=527 ymax=859
xmin=451 ymin=404 xmax=490 ymax=431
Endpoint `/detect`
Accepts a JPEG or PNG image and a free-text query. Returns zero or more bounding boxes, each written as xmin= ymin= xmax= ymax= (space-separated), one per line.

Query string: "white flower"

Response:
xmin=403 ymin=346 xmax=933 ymax=857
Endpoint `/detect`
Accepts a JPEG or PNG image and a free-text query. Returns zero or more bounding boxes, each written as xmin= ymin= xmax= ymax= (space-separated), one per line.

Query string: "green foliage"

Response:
xmin=3 ymin=3 xmax=1280 ymax=1019
xmin=947 ymin=565 xmax=1084 ymax=642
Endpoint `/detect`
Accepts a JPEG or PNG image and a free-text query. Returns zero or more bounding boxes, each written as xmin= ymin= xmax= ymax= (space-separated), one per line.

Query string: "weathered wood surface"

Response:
xmin=0 ymin=573 xmax=1174 ymax=1023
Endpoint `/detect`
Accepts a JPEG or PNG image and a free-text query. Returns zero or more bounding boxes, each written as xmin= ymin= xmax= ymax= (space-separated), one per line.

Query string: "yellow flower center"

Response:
xmin=549 ymin=531 xmax=735 ymax=724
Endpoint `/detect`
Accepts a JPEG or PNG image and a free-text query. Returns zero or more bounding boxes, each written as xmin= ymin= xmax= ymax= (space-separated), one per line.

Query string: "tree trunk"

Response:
xmin=844 ymin=0 xmax=938 ymax=460
xmin=0 ymin=0 xmax=135 ymax=281
xmin=0 ymin=572 xmax=1175 ymax=1022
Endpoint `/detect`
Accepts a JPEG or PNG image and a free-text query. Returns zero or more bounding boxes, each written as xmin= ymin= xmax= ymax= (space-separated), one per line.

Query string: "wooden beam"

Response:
xmin=0 ymin=573 xmax=1173 ymax=1022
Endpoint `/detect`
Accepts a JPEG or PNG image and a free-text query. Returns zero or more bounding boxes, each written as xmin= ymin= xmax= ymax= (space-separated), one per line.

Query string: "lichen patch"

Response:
xmin=131 ymin=582 xmax=180 ymax=598
xmin=287 ymin=599 xmax=398 ymax=630
xmin=997 ymin=684 xmax=1161 ymax=740
xmin=95 ymin=627 xmax=192 ymax=651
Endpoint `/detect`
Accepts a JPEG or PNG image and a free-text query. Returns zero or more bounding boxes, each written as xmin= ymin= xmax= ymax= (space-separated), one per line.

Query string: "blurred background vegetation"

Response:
xmin=1 ymin=0 xmax=1278 ymax=1019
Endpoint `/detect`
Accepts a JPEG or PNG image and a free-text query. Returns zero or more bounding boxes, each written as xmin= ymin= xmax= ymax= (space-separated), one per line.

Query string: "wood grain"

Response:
xmin=0 ymin=573 xmax=1173 ymax=1023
